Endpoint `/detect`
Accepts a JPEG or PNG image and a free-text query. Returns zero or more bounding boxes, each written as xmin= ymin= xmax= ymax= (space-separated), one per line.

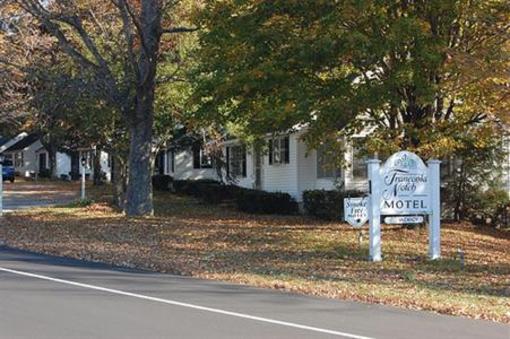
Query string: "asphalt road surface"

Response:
xmin=0 ymin=247 xmax=507 ymax=339
xmin=1 ymin=181 xmax=78 ymax=212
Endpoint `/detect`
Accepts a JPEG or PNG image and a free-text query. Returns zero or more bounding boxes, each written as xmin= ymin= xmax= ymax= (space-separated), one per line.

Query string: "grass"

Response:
xmin=1 ymin=182 xmax=509 ymax=323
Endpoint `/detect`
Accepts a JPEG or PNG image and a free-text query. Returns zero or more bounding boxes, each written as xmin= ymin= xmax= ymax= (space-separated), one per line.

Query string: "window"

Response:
xmin=201 ymin=152 xmax=212 ymax=168
xmin=227 ymin=145 xmax=247 ymax=178
xmin=268 ymin=136 xmax=289 ymax=165
xmin=440 ymin=157 xmax=452 ymax=179
xmin=14 ymin=152 xmax=24 ymax=168
xmin=155 ymin=151 xmax=165 ymax=175
xmin=317 ymin=146 xmax=341 ymax=179
xmin=167 ymin=150 xmax=174 ymax=173
xmin=193 ymin=144 xmax=212 ymax=169
xmin=352 ymin=147 xmax=367 ymax=180
xmin=80 ymin=151 xmax=92 ymax=168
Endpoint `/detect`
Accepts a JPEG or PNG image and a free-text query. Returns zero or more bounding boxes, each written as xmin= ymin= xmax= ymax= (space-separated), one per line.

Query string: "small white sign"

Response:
xmin=380 ymin=151 xmax=430 ymax=215
xmin=344 ymin=197 xmax=368 ymax=228
xmin=384 ymin=216 xmax=424 ymax=224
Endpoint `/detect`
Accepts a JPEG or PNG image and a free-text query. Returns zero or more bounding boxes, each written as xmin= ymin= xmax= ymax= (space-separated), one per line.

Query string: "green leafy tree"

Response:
xmin=192 ymin=1 xmax=509 ymax=161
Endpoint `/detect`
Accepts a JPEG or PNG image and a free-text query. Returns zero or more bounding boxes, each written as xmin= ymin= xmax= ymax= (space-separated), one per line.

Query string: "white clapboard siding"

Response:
xmin=56 ymin=152 xmax=71 ymax=177
xmin=166 ymin=129 xmax=510 ymax=203
xmin=261 ymin=134 xmax=299 ymax=199
xmin=13 ymin=140 xmax=44 ymax=177
xmin=168 ymin=134 xmax=370 ymax=202
xmin=172 ymin=148 xmax=218 ymax=181
xmin=234 ymin=146 xmax=255 ymax=189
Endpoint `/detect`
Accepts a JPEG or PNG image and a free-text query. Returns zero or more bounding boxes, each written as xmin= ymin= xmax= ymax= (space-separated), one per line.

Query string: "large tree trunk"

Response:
xmin=93 ymin=147 xmax=103 ymax=186
xmin=48 ymin=147 xmax=58 ymax=179
xmin=125 ymin=115 xmax=154 ymax=216
xmin=112 ymin=154 xmax=128 ymax=210
xmin=40 ymin=137 xmax=59 ymax=179
xmin=123 ymin=0 xmax=161 ymax=216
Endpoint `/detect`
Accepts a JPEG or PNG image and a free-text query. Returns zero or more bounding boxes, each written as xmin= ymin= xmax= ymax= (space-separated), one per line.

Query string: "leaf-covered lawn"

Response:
xmin=1 ymin=183 xmax=509 ymax=323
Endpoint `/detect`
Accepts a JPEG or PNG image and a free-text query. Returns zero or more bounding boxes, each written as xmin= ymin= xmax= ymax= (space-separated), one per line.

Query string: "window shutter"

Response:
xmin=284 ymin=136 xmax=290 ymax=163
xmin=110 ymin=157 xmax=115 ymax=182
xmin=158 ymin=152 xmax=165 ymax=174
xmin=192 ymin=144 xmax=201 ymax=169
xmin=171 ymin=151 xmax=175 ymax=172
xmin=242 ymin=146 xmax=247 ymax=177
xmin=226 ymin=146 xmax=230 ymax=176
xmin=268 ymin=139 xmax=273 ymax=165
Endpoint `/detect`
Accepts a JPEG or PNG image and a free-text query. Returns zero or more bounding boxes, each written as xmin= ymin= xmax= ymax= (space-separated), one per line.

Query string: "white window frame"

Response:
xmin=200 ymin=149 xmax=212 ymax=168
xmin=14 ymin=152 xmax=24 ymax=168
xmin=317 ymin=146 xmax=340 ymax=179
xmin=351 ymin=146 xmax=367 ymax=180
xmin=166 ymin=150 xmax=174 ymax=173
xmin=271 ymin=136 xmax=288 ymax=166
xmin=228 ymin=145 xmax=246 ymax=178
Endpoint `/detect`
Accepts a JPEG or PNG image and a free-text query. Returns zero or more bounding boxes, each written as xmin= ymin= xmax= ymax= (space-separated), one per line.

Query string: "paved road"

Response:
xmin=0 ymin=247 xmax=507 ymax=339
xmin=2 ymin=182 xmax=78 ymax=212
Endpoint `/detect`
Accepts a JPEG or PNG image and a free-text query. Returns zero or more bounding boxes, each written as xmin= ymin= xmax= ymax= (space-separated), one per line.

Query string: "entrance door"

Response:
xmin=39 ymin=153 xmax=47 ymax=173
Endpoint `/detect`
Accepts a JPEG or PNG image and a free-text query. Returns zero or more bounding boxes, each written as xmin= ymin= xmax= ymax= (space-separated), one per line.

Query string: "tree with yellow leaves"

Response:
xmin=192 ymin=1 xmax=509 ymax=161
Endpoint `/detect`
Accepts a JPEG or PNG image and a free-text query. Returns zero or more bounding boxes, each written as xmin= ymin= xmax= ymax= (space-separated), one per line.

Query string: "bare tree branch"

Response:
xmin=116 ymin=0 xmax=150 ymax=57
xmin=109 ymin=0 xmax=139 ymax=88
xmin=160 ymin=26 xmax=198 ymax=34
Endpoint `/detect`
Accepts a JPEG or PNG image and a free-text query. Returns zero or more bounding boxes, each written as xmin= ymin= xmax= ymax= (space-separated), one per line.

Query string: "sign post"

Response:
xmin=365 ymin=151 xmax=441 ymax=262
xmin=81 ymin=155 xmax=87 ymax=200
xmin=427 ymin=159 xmax=441 ymax=259
xmin=367 ymin=159 xmax=382 ymax=262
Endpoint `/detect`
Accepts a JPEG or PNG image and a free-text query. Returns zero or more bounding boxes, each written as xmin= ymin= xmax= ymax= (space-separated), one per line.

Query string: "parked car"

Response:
xmin=2 ymin=159 xmax=15 ymax=183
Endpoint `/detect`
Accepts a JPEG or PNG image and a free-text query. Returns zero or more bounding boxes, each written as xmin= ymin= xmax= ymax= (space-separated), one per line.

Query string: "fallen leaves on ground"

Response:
xmin=0 ymin=183 xmax=509 ymax=323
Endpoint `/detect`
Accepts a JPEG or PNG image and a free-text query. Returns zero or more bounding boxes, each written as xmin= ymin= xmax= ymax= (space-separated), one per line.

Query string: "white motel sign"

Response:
xmin=380 ymin=152 xmax=429 ymax=215
xmin=367 ymin=151 xmax=441 ymax=262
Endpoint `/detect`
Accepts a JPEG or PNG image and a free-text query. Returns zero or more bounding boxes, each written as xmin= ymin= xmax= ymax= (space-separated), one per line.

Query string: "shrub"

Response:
xmin=303 ymin=189 xmax=365 ymax=220
xmin=235 ymin=188 xmax=299 ymax=214
xmin=172 ymin=179 xmax=298 ymax=214
xmin=193 ymin=182 xmax=238 ymax=204
xmin=66 ymin=198 xmax=94 ymax=207
xmin=173 ymin=179 xmax=218 ymax=195
xmin=172 ymin=179 xmax=191 ymax=194
xmin=152 ymin=174 xmax=173 ymax=191
xmin=69 ymin=171 xmax=80 ymax=181
xmin=39 ymin=168 xmax=51 ymax=178
xmin=469 ymin=188 xmax=510 ymax=228
xmin=172 ymin=179 xmax=239 ymax=204
xmin=494 ymin=202 xmax=510 ymax=229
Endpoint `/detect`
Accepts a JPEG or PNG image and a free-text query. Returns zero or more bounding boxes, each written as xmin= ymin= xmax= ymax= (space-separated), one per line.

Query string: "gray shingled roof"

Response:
xmin=3 ymin=134 xmax=40 ymax=152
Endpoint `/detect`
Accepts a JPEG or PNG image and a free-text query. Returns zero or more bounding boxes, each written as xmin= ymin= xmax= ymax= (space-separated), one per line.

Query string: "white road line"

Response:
xmin=0 ymin=266 xmax=374 ymax=339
